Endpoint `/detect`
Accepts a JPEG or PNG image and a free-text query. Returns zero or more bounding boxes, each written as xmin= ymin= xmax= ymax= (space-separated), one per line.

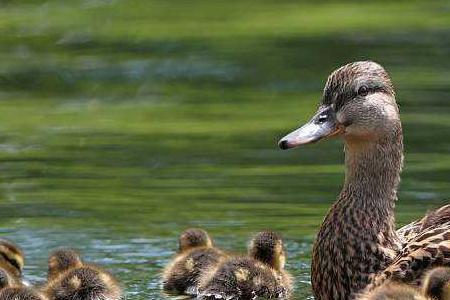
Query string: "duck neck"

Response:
xmin=341 ymin=130 xmax=403 ymax=224
xmin=312 ymin=123 xmax=404 ymax=299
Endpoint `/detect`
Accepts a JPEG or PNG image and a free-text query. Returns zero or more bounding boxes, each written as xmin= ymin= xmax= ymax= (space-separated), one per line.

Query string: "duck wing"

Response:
xmin=367 ymin=205 xmax=450 ymax=290
xmin=397 ymin=204 xmax=450 ymax=243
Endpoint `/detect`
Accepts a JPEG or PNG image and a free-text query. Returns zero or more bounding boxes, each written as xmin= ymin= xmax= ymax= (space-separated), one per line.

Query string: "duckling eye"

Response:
xmin=357 ymin=85 xmax=369 ymax=96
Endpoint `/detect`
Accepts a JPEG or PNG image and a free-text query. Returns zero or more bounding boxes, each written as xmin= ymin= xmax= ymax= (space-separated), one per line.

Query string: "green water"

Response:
xmin=0 ymin=0 xmax=449 ymax=299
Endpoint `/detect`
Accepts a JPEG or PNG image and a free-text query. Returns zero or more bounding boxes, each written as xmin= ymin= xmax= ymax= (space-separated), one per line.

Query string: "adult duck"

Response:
xmin=278 ymin=61 xmax=450 ymax=300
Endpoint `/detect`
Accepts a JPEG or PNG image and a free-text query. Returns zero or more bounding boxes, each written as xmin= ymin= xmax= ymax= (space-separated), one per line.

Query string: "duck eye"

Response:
xmin=358 ymin=85 xmax=369 ymax=96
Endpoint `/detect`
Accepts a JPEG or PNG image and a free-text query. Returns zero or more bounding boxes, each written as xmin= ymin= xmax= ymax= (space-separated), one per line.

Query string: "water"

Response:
xmin=0 ymin=0 xmax=449 ymax=299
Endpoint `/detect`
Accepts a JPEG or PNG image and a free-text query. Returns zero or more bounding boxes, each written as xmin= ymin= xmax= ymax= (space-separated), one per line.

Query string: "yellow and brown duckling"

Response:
xmin=43 ymin=248 xmax=122 ymax=300
xmin=0 ymin=286 xmax=49 ymax=300
xmin=198 ymin=230 xmax=292 ymax=299
xmin=422 ymin=267 xmax=450 ymax=300
xmin=357 ymin=283 xmax=427 ymax=300
xmin=162 ymin=228 xmax=227 ymax=296
xmin=0 ymin=239 xmax=24 ymax=281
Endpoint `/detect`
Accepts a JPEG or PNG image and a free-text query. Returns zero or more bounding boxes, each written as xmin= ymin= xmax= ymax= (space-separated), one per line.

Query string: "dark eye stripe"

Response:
xmin=0 ymin=253 xmax=21 ymax=274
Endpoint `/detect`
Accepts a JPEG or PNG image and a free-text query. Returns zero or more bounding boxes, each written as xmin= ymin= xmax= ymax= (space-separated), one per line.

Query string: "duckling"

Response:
xmin=162 ymin=228 xmax=227 ymax=296
xmin=198 ymin=230 xmax=292 ymax=299
xmin=44 ymin=249 xmax=122 ymax=300
xmin=0 ymin=286 xmax=48 ymax=300
xmin=357 ymin=283 xmax=427 ymax=300
xmin=422 ymin=267 xmax=450 ymax=300
xmin=47 ymin=248 xmax=83 ymax=281
xmin=0 ymin=239 xmax=24 ymax=280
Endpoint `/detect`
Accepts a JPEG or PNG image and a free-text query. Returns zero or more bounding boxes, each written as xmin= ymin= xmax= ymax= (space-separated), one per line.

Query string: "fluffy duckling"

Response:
xmin=0 ymin=286 xmax=48 ymax=300
xmin=162 ymin=228 xmax=227 ymax=296
xmin=0 ymin=239 xmax=24 ymax=280
xmin=44 ymin=249 xmax=122 ymax=300
xmin=357 ymin=283 xmax=427 ymax=300
xmin=47 ymin=248 xmax=83 ymax=281
xmin=198 ymin=230 xmax=292 ymax=299
xmin=422 ymin=267 xmax=450 ymax=300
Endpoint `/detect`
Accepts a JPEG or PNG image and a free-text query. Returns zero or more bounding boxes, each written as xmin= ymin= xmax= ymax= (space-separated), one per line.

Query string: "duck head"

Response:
xmin=47 ymin=248 xmax=83 ymax=280
xmin=249 ymin=230 xmax=286 ymax=271
xmin=178 ymin=228 xmax=213 ymax=252
xmin=278 ymin=61 xmax=399 ymax=149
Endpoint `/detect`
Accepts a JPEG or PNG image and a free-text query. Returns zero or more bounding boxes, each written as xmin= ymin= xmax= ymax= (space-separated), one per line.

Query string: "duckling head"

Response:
xmin=47 ymin=248 xmax=83 ymax=280
xmin=422 ymin=267 xmax=450 ymax=300
xmin=178 ymin=228 xmax=213 ymax=252
xmin=0 ymin=239 xmax=24 ymax=278
xmin=248 ymin=231 xmax=286 ymax=271
xmin=279 ymin=61 xmax=400 ymax=149
xmin=0 ymin=287 xmax=48 ymax=300
xmin=51 ymin=266 xmax=122 ymax=300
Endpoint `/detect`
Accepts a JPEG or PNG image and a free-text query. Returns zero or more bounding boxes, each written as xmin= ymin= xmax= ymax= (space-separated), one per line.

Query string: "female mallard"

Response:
xmin=43 ymin=248 xmax=122 ymax=300
xmin=197 ymin=230 xmax=292 ymax=299
xmin=278 ymin=61 xmax=450 ymax=299
xmin=162 ymin=228 xmax=227 ymax=296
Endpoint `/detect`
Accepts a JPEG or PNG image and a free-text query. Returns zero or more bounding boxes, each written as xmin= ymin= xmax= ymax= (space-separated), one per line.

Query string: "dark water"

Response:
xmin=0 ymin=0 xmax=449 ymax=299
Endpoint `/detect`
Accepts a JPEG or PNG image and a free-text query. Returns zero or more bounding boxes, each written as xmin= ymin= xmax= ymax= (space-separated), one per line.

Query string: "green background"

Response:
xmin=0 ymin=0 xmax=448 ymax=298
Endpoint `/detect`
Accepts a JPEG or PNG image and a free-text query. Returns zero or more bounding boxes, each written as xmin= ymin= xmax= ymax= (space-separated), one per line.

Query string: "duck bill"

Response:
xmin=278 ymin=106 xmax=341 ymax=150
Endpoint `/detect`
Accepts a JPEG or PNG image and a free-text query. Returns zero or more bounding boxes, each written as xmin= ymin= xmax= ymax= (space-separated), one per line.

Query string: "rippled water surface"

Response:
xmin=0 ymin=0 xmax=449 ymax=299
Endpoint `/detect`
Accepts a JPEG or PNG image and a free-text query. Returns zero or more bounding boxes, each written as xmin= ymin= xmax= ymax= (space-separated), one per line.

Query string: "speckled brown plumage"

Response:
xmin=278 ymin=61 xmax=450 ymax=300
xmin=197 ymin=231 xmax=292 ymax=299
xmin=162 ymin=228 xmax=227 ymax=296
